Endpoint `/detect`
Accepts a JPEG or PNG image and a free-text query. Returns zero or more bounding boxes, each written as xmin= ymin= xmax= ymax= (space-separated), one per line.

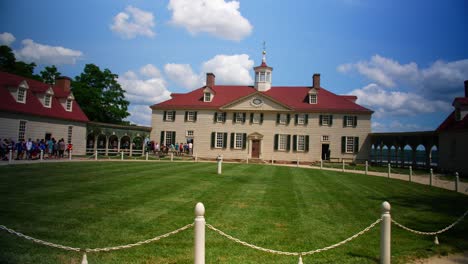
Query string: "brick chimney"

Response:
xmin=55 ymin=76 xmax=72 ymax=93
xmin=465 ymin=80 xmax=468 ymax=98
xmin=206 ymin=73 xmax=215 ymax=88
xmin=313 ymin=73 xmax=321 ymax=89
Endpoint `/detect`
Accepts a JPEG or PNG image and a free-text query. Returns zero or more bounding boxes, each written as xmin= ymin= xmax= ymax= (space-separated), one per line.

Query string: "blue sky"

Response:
xmin=1 ymin=0 xmax=467 ymax=131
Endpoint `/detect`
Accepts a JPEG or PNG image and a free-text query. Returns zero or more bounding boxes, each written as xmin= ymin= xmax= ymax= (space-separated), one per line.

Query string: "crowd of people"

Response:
xmin=147 ymin=141 xmax=193 ymax=156
xmin=0 ymin=138 xmax=72 ymax=161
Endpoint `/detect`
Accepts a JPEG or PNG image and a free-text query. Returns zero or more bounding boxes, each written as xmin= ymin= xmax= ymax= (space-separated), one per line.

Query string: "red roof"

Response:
xmin=0 ymin=71 xmax=89 ymax=122
xmin=151 ymin=85 xmax=373 ymax=113
xmin=437 ymin=111 xmax=468 ymax=132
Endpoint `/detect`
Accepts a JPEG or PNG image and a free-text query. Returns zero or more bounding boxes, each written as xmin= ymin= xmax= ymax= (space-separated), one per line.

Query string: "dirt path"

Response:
xmin=411 ymin=252 xmax=468 ymax=263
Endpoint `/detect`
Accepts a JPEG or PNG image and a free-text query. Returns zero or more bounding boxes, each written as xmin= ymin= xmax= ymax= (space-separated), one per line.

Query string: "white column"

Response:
xmin=380 ymin=201 xmax=391 ymax=264
xmin=429 ymin=169 xmax=433 ymax=186
xmin=365 ymin=161 xmax=368 ymax=175
xmin=409 ymin=166 xmax=412 ymax=182
xmin=217 ymin=155 xmax=223 ymax=175
xmin=455 ymin=172 xmax=459 ymax=192
xmin=194 ymin=202 xmax=205 ymax=264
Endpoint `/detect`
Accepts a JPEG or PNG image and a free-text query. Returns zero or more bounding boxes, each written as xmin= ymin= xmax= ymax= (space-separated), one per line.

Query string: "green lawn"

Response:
xmin=0 ymin=162 xmax=467 ymax=264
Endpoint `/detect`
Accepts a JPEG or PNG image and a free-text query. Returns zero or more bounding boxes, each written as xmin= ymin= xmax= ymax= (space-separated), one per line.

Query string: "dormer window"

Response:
xmin=44 ymin=94 xmax=52 ymax=108
xmin=17 ymin=88 xmax=27 ymax=103
xmin=204 ymin=92 xmax=212 ymax=102
xmin=309 ymin=94 xmax=317 ymax=104
xmin=66 ymin=99 xmax=73 ymax=111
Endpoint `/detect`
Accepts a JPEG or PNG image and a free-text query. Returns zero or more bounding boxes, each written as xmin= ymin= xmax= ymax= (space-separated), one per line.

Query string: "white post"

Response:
xmin=195 ymin=153 xmax=198 ymax=162
xmin=121 ymin=151 xmax=124 ymax=161
xmin=8 ymin=150 xmax=12 ymax=165
xmin=217 ymin=155 xmax=222 ymax=175
xmin=40 ymin=150 xmax=44 ymax=161
xmin=387 ymin=163 xmax=391 ymax=178
xmin=246 ymin=156 xmax=249 ymax=164
xmin=365 ymin=161 xmax=368 ymax=175
xmin=69 ymin=150 xmax=72 ymax=161
xmin=342 ymin=160 xmax=345 ymax=172
xmin=194 ymin=202 xmax=205 ymax=264
xmin=271 ymin=155 xmax=274 ymax=165
xmin=455 ymin=172 xmax=459 ymax=192
xmin=146 ymin=152 xmax=148 ymax=161
xmin=380 ymin=201 xmax=391 ymax=264
xmin=296 ymin=158 xmax=299 ymax=167
xmin=171 ymin=152 xmax=174 ymax=162
xmin=409 ymin=166 xmax=412 ymax=182
xmin=320 ymin=159 xmax=323 ymax=170
xmin=429 ymin=169 xmax=433 ymax=186
xmin=94 ymin=150 xmax=98 ymax=161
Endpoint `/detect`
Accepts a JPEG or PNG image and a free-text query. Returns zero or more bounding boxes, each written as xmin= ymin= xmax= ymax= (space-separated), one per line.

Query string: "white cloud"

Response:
xmin=119 ymin=65 xmax=171 ymax=125
xmin=164 ymin=54 xmax=254 ymax=90
xmin=111 ymin=6 xmax=155 ymax=39
xmin=164 ymin=64 xmax=203 ymax=90
xmin=350 ymin=83 xmax=450 ymax=119
xmin=338 ymin=55 xmax=468 ymax=100
xmin=202 ymin=54 xmax=254 ymax=85
xmin=140 ymin=64 xmax=162 ymax=78
xmin=168 ymin=0 xmax=253 ymax=41
xmin=0 ymin=32 xmax=15 ymax=46
xmin=15 ymin=39 xmax=83 ymax=65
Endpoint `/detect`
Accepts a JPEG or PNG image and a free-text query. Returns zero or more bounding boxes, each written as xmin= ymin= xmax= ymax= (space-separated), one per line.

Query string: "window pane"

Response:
xmin=297 ymin=114 xmax=305 ymax=125
xmin=297 ymin=135 xmax=305 ymax=151
xmin=278 ymin=134 xmax=287 ymax=150
xmin=346 ymin=136 xmax=354 ymax=153
xmin=322 ymin=115 xmax=329 ymax=125
xmin=216 ymin=133 xmax=224 ymax=148
xmin=235 ymin=133 xmax=243 ymax=149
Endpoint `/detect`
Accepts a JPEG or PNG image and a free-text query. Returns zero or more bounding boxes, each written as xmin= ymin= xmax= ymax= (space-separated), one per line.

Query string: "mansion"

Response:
xmin=151 ymin=52 xmax=373 ymax=162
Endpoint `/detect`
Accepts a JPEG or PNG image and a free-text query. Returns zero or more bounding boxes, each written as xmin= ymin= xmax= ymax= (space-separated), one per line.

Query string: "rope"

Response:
xmin=206 ymin=218 xmax=381 ymax=256
xmin=392 ymin=209 xmax=468 ymax=235
xmin=0 ymin=223 xmax=193 ymax=253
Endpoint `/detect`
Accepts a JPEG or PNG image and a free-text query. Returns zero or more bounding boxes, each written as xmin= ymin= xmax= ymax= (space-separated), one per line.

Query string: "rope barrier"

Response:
xmin=206 ymin=218 xmax=382 ymax=257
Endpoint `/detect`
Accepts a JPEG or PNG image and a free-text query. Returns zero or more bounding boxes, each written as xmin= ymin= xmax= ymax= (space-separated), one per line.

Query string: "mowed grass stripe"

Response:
xmin=0 ymin=162 xmax=467 ymax=264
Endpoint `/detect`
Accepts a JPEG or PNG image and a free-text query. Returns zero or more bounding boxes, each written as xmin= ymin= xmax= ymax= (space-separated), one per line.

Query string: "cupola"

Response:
xmin=254 ymin=49 xmax=273 ymax=92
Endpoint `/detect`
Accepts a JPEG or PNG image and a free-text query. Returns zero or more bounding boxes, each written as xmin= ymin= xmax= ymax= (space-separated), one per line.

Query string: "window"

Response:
xmin=214 ymin=112 xmax=226 ymax=123
xmin=235 ymin=133 xmax=244 ymax=149
xmin=297 ymin=135 xmax=306 ymax=151
xmin=255 ymin=72 xmax=259 ymax=82
xmin=234 ymin=112 xmax=246 ymax=123
xmin=278 ymin=134 xmax=288 ymax=151
xmin=320 ymin=115 xmax=333 ymax=126
xmin=185 ymin=111 xmax=197 ymax=122
xmin=309 ymin=94 xmax=317 ymax=104
xmin=67 ymin=126 xmax=73 ymax=144
xmin=266 ymin=72 xmax=271 ymax=82
xmin=342 ymin=136 xmax=359 ymax=154
xmin=277 ymin=113 xmax=289 ymax=125
xmin=204 ymin=92 xmax=212 ymax=102
xmin=165 ymin=131 xmax=174 ymax=146
xmin=260 ymin=72 xmax=266 ymax=82
xmin=44 ymin=95 xmax=52 ymax=107
xmin=17 ymin=89 xmax=26 ymax=103
xmin=296 ymin=114 xmax=307 ymax=125
xmin=321 ymin=135 xmax=329 ymax=142
xmin=164 ymin=111 xmax=175 ymax=122
xmin=216 ymin=132 xmax=225 ymax=148
xmin=66 ymin=99 xmax=73 ymax=111
xmin=18 ymin=121 xmax=26 ymax=141
xmin=186 ymin=130 xmax=194 ymax=137
xmin=251 ymin=113 xmax=263 ymax=124
xmin=344 ymin=116 xmax=357 ymax=127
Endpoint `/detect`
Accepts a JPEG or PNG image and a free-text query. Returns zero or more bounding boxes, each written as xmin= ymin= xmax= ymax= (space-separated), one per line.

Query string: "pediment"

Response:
xmin=220 ymin=93 xmax=291 ymax=111
xmin=19 ymin=80 xmax=29 ymax=89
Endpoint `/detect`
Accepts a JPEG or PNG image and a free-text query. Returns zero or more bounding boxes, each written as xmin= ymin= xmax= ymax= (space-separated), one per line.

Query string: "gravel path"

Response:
xmin=411 ymin=252 xmax=468 ymax=264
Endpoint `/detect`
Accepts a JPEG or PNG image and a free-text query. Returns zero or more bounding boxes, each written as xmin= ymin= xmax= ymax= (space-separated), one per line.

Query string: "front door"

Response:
xmin=321 ymin=144 xmax=330 ymax=160
xmin=251 ymin=140 xmax=260 ymax=158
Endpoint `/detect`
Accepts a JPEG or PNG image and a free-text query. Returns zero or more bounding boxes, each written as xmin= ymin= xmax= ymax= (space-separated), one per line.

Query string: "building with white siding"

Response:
xmin=150 ymin=52 xmax=374 ymax=163
xmin=0 ymin=72 xmax=89 ymax=155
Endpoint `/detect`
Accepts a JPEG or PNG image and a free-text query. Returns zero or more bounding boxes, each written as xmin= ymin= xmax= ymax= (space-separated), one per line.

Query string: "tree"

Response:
xmin=0 ymin=45 xmax=41 ymax=80
xmin=40 ymin=65 xmax=61 ymax=85
xmin=73 ymin=64 xmax=130 ymax=124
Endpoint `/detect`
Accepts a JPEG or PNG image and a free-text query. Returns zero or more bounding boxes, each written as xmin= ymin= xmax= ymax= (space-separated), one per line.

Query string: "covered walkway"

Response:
xmin=370 ymin=131 xmax=438 ymax=169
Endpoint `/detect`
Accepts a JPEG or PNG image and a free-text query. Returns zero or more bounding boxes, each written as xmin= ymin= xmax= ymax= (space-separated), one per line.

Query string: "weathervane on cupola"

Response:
xmin=254 ymin=41 xmax=273 ymax=92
